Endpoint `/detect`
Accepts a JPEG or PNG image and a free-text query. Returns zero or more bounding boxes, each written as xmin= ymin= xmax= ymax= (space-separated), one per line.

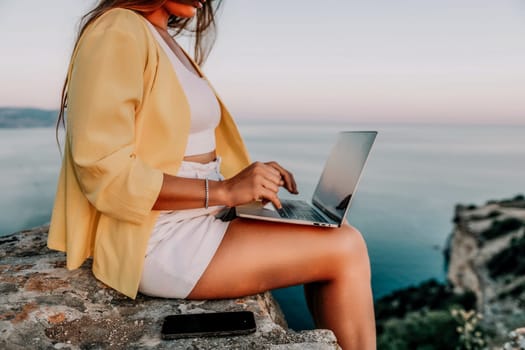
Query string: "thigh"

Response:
xmin=187 ymin=218 xmax=366 ymax=299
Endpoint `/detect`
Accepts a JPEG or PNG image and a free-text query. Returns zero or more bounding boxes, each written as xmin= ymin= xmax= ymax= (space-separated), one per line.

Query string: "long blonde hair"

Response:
xmin=56 ymin=0 xmax=223 ymax=148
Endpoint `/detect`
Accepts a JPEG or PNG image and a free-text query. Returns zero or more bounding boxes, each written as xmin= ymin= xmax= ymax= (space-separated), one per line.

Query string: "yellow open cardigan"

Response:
xmin=47 ymin=8 xmax=250 ymax=299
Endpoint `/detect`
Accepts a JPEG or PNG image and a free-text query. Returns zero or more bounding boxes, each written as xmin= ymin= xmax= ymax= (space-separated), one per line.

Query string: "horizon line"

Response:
xmin=1 ymin=105 xmax=523 ymax=128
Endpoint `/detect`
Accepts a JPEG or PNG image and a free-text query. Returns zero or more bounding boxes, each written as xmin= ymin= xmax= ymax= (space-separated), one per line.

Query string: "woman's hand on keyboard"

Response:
xmin=221 ymin=161 xmax=298 ymax=209
xmin=264 ymin=161 xmax=298 ymax=195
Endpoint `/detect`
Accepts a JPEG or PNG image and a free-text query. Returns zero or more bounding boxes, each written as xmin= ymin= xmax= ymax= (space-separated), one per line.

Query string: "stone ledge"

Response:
xmin=0 ymin=226 xmax=340 ymax=349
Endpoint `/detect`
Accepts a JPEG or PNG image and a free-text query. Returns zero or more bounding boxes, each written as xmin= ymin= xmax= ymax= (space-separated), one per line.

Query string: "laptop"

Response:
xmin=235 ymin=131 xmax=377 ymax=227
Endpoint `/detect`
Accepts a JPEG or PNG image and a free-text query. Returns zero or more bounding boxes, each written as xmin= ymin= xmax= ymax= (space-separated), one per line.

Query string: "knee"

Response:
xmin=330 ymin=225 xmax=371 ymax=279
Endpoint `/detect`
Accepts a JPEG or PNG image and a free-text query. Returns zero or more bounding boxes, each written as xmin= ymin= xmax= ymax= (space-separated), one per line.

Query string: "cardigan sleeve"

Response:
xmin=66 ymin=13 xmax=163 ymax=225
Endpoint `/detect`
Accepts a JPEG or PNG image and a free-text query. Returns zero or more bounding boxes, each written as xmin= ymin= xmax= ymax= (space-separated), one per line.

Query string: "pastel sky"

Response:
xmin=1 ymin=0 xmax=524 ymax=124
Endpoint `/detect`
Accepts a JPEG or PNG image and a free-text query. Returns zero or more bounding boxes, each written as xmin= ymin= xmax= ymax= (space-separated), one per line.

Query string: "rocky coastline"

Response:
xmin=375 ymin=194 xmax=525 ymax=349
xmin=447 ymin=194 xmax=525 ymax=346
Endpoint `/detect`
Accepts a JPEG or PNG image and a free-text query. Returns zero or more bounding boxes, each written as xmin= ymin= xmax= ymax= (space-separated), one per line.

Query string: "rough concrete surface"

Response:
xmin=0 ymin=225 xmax=340 ymax=349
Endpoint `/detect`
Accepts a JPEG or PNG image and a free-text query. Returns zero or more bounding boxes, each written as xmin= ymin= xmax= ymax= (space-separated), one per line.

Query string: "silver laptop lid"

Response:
xmin=312 ymin=131 xmax=377 ymax=224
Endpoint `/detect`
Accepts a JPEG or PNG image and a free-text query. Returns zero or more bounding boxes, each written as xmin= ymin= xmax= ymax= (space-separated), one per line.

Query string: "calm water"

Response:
xmin=1 ymin=122 xmax=524 ymax=330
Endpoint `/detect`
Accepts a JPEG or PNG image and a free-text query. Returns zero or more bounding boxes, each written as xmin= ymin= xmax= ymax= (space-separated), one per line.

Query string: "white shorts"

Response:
xmin=138 ymin=158 xmax=230 ymax=299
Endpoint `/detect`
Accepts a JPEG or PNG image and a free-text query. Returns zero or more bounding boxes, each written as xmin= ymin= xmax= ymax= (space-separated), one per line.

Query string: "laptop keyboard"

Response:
xmin=278 ymin=199 xmax=328 ymax=222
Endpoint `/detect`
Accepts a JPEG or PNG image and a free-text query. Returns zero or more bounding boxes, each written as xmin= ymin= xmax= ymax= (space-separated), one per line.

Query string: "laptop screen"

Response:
xmin=312 ymin=131 xmax=377 ymax=223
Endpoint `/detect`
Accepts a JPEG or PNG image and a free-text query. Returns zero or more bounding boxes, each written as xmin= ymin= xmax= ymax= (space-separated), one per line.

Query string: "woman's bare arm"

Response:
xmin=152 ymin=161 xmax=298 ymax=211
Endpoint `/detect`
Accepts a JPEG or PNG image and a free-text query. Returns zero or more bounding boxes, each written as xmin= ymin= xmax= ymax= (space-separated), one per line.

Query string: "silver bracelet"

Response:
xmin=204 ymin=177 xmax=209 ymax=209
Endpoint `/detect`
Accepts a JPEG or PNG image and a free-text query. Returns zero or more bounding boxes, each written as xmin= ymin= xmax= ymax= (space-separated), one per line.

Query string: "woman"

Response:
xmin=48 ymin=1 xmax=376 ymax=348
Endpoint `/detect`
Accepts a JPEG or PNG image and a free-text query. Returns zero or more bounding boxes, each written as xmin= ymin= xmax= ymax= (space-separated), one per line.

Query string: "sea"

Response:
xmin=1 ymin=121 xmax=524 ymax=330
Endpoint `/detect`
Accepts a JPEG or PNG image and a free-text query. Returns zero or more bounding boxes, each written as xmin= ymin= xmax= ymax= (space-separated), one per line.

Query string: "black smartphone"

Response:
xmin=161 ymin=311 xmax=256 ymax=340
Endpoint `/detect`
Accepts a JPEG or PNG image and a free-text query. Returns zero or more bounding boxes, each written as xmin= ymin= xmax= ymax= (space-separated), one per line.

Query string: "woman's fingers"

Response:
xmin=255 ymin=162 xmax=280 ymax=181
xmin=264 ymin=161 xmax=298 ymax=194
xmin=261 ymin=177 xmax=280 ymax=193
xmin=250 ymin=163 xmax=284 ymax=208
xmin=225 ymin=161 xmax=296 ymax=208
xmin=259 ymin=187 xmax=282 ymax=209
xmin=252 ymin=162 xmax=282 ymax=188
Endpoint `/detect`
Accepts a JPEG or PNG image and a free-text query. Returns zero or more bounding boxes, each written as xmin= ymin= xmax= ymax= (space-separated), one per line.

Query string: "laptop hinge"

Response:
xmin=312 ymin=199 xmax=342 ymax=224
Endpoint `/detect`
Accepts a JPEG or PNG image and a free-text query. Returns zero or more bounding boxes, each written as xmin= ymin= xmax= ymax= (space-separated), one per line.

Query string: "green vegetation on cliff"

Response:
xmin=375 ymin=279 xmax=478 ymax=349
xmin=378 ymin=309 xmax=459 ymax=350
xmin=481 ymin=218 xmax=524 ymax=240
xmin=375 ymin=279 xmax=476 ymax=321
xmin=488 ymin=232 xmax=525 ymax=278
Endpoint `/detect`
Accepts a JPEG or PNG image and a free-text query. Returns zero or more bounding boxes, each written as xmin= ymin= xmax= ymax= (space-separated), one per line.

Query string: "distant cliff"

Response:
xmin=375 ymin=194 xmax=525 ymax=349
xmin=447 ymin=194 xmax=525 ymax=346
xmin=0 ymin=107 xmax=57 ymax=128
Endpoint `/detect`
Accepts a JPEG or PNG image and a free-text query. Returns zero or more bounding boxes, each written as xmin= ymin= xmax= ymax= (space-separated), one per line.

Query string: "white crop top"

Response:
xmin=146 ymin=21 xmax=221 ymax=156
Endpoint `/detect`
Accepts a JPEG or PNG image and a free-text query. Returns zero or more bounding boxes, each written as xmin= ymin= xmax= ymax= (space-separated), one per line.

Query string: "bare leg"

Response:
xmin=187 ymin=218 xmax=376 ymax=350
xmin=304 ymin=281 xmax=320 ymax=327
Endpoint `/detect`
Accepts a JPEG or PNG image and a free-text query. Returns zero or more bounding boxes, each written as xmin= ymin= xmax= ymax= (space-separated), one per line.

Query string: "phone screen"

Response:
xmin=161 ymin=311 xmax=256 ymax=339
